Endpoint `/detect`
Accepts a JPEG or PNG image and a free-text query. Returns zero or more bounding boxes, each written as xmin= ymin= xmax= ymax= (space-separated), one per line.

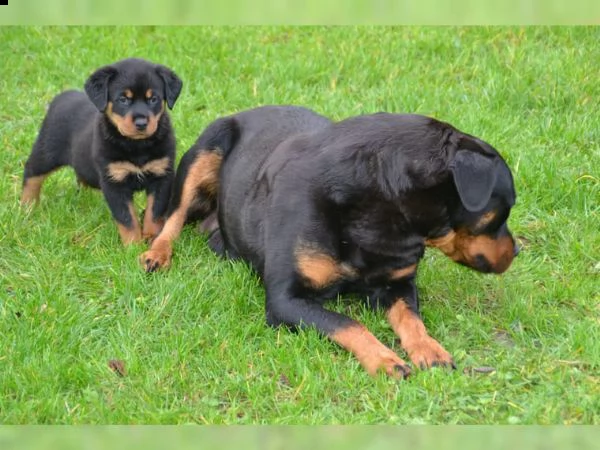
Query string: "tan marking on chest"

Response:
xmin=107 ymin=157 xmax=171 ymax=182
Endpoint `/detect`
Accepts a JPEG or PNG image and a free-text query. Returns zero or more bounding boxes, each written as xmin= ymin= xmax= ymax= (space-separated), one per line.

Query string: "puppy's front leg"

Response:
xmin=101 ymin=182 xmax=142 ymax=245
xmin=143 ymin=174 xmax=173 ymax=241
xmin=382 ymin=279 xmax=455 ymax=370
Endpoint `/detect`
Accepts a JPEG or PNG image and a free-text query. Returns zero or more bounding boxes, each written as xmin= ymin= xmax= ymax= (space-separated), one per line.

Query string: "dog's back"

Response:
xmin=217 ymin=106 xmax=331 ymax=269
xmin=140 ymin=105 xmax=331 ymax=272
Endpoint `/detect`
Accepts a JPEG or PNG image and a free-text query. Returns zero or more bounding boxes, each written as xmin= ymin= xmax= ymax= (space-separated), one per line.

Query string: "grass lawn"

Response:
xmin=0 ymin=26 xmax=598 ymax=424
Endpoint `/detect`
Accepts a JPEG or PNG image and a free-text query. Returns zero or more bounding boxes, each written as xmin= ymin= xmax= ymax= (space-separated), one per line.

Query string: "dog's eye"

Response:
xmin=117 ymin=95 xmax=131 ymax=105
xmin=148 ymin=95 xmax=159 ymax=105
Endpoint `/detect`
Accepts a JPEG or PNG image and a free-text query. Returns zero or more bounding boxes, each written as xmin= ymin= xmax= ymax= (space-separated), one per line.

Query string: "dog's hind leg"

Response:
xmin=21 ymin=129 xmax=70 ymax=204
xmin=140 ymin=116 xmax=239 ymax=271
xmin=199 ymin=214 xmax=237 ymax=259
xmin=140 ymin=147 xmax=222 ymax=271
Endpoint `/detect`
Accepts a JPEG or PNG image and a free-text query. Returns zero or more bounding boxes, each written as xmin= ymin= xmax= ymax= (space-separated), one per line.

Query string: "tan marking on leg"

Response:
xmin=386 ymin=300 xmax=454 ymax=369
xmin=140 ymin=151 xmax=222 ymax=271
xmin=331 ymin=324 xmax=411 ymax=378
xmin=295 ymin=244 xmax=356 ymax=289
xmin=116 ymin=202 xmax=142 ymax=245
xmin=142 ymin=194 xmax=164 ymax=241
xmin=185 ymin=151 xmax=222 ymax=197
xmin=21 ymin=175 xmax=48 ymax=204
xmin=389 ymin=263 xmax=417 ymax=280
xmin=296 ymin=251 xmax=341 ymax=289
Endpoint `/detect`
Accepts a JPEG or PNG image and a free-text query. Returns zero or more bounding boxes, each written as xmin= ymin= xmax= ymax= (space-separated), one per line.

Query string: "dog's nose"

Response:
xmin=134 ymin=117 xmax=148 ymax=131
xmin=513 ymin=243 xmax=520 ymax=257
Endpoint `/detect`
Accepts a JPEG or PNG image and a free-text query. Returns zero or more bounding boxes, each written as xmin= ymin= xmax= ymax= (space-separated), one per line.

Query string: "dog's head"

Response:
xmin=426 ymin=133 xmax=518 ymax=274
xmin=84 ymin=58 xmax=183 ymax=140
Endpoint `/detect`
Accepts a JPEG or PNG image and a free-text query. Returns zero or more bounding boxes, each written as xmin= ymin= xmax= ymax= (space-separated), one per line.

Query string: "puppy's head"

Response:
xmin=427 ymin=135 xmax=518 ymax=274
xmin=84 ymin=58 xmax=183 ymax=140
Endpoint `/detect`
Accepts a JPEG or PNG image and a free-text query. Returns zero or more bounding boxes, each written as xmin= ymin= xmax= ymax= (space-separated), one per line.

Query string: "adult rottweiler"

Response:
xmin=142 ymin=105 xmax=518 ymax=378
xmin=21 ymin=58 xmax=183 ymax=245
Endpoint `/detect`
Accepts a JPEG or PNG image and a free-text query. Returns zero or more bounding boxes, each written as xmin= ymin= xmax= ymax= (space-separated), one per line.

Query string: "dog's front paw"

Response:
xmin=406 ymin=336 xmax=456 ymax=370
xmin=359 ymin=347 xmax=413 ymax=380
xmin=140 ymin=247 xmax=172 ymax=272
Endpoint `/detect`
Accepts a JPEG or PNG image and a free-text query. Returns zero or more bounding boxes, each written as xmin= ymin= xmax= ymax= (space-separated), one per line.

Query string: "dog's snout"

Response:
xmin=134 ymin=116 xmax=148 ymax=131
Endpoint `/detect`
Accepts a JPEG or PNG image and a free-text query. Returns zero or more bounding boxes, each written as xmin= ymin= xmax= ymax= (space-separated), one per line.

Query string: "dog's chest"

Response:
xmin=339 ymin=239 xmax=420 ymax=285
xmin=295 ymin=239 xmax=421 ymax=297
xmin=105 ymin=156 xmax=171 ymax=184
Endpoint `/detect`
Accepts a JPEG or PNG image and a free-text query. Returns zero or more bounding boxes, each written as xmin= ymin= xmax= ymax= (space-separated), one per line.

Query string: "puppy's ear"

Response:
xmin=156 ymin=65 xmax=183 ymax=109
xmin=84 ymin=65 xmax=118 ymax=112
xmin=450 ymin=149 xmax=499 ymax=212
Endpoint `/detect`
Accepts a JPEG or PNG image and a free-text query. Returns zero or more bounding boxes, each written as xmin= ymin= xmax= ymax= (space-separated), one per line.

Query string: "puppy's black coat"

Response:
xmin=144 ymin=106 xmax=518 ymax=378
xmin=22 ymin=58 xmax=183 ymax=245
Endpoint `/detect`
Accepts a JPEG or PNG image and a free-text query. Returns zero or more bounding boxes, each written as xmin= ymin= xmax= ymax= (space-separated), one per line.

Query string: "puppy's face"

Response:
xmin=427 ymin=139 xmax=518 ymax=274
xmin=84 ymin=58 xmax=183 ymax=140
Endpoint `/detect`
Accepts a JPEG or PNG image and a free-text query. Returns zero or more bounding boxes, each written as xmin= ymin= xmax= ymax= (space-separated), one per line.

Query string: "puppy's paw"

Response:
xmin=140 ymin=247 xmax=172 ymax=272
xmin=407 ymin=336 xmax=456 ymax=370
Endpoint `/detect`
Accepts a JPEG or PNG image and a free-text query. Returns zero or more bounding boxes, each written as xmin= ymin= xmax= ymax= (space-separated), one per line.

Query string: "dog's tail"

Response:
xmin=166 ymin=116 xmax=241 ymax=221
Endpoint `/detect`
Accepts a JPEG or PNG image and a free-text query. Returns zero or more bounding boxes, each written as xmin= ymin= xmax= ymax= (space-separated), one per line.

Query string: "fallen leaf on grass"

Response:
xmin=278 ymin=373 xmax=292 ymax=388
xmin=463 ymin=366 xmax=496 ymax=376
xmin=108 ymin=359 xmax=127 ymax=377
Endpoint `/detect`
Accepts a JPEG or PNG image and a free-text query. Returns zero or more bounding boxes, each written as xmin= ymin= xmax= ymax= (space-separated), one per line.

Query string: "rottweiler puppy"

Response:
xmin=142 ymin=105 xmax=519 ymax=378
xmin=21 ymin=58 xmax=183 ymax=245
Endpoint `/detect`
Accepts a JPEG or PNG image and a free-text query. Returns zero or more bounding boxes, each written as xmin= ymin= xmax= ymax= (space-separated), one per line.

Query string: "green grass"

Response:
xmin=4 ymin=0 xmax=600 ymax=25
xmin=0 ymin=26 xmax=598 ymax=424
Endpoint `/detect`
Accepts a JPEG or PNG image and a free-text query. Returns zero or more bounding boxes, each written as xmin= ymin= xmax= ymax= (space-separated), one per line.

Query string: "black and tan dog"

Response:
xmin=142 ymin=105 xmax=518 ymax=378
xmin=21 ymin=58 xmax=183 ymax=245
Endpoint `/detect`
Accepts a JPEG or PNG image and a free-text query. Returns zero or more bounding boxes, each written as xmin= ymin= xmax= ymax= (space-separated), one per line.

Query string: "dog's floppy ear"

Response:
xmin=84 ymin=65 xmax=118 ymax=112
xmin=450 ymin=146 xmax=499 ymax=212
xmin=156 ymin=65 xmax=183 ymax=109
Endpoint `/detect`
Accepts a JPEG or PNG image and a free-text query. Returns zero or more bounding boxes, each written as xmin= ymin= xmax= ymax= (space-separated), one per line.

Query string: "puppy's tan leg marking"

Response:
xmin=330 ymin=324 xmax=411 ymax=379
xmin=117 ymin=202 xmax=143 ymax=245
xmin=21 ymin=175 xmax=49 ymax=204
xmin=142 ymin=194 xmax=164 ymax=241
xmin=386 ymin=300 xmax=454 ymax=369
xmin=140 ymin=151 xmax=222 ymax=271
